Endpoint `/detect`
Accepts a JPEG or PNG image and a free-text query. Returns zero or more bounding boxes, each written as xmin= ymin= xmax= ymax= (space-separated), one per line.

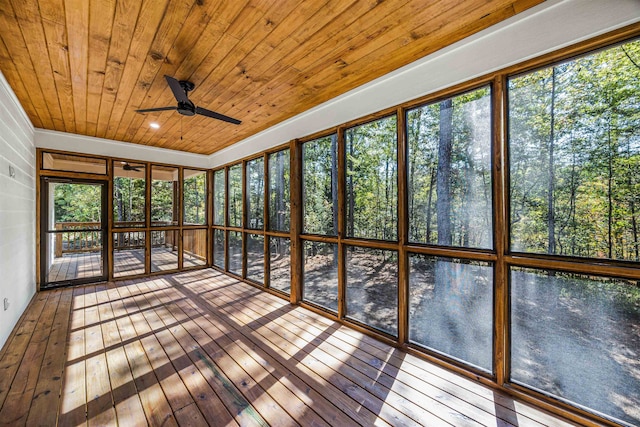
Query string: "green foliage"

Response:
xmin=228 ymin=164 xmax=243 ymax=227
xmin=213 ymin=169 xmax=226 ymax=225
xmin=113 ymin=175 xmax=145 ymax=225
xmin=54 ymin=183 xmax=102 ymax=223
xmin=184 ymin=171 xmax=206 ymax=225
xmin=346 ymin=116 xmax=398 ymax=241
xmin=509 ymin=40 xmax=640 ymax=261
xmin=269 ymin=149 xmax=290 ymax=232
xmin=247 ymin=158 xmax=264 ymax=229
xmin=303 ymin=136 xmax=336 ymax=235
xmin=407 ymin=86 xmax=492 ymax=248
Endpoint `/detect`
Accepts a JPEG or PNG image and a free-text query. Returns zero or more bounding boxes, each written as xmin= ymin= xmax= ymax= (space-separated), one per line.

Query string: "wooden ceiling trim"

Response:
xmin=11 ymin=0 xmax=66 ymax=131
xmin=65 ymin=0 xmax=89 ymax=135
xmin=103 ymin=0 xmax=170 ymax=141
xmin=86 ymin=0 xmax=116 ymax=137
xmin=0 ymin=2 xmax=53 ymax=129
xmin=39 ymin=0 xmax=76 ymax=133
xmin=96 ymin=0 xmax=143 ymax=137
xmin=116 ymin=0 xmax=197 ymax=142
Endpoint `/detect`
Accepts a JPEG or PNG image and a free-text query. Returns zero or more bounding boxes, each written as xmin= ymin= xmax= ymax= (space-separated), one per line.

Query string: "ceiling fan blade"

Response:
xmin=135 ymin=106 xmax=177 ymax=113
xmin=195 ymin=107 xmax=241 ymax=125
xmin=165 ymin=75 xmax=190 ymax=103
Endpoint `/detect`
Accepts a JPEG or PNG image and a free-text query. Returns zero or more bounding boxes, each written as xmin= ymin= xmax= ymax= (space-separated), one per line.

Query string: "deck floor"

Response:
xmin=0 ymin=269 xmax=579 ymax=426
xmin=47 ymin=248 xmax=204 ymax=282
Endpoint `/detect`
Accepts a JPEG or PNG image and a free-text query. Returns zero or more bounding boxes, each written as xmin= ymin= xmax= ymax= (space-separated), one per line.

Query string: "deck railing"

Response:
xmin=54 ymin=222 xmax=206 ymax=261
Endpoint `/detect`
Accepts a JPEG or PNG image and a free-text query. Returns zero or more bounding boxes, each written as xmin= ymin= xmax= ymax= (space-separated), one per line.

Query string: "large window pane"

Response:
xmin=228 ymin=231 xmax=243 ymax=275
xmin=183 ymin=169 xmax=207 ymax=225
xmin=407 ymin=87 xmax=492 ymax=248
xmin=346 ymin=116 xmax=397 ymax=241
xmin=183 ymin=229 xmax=207 ymax=267
xmin=213 ymin=229 xmax=224 ymax=269
xmin=213 ymin=169 xmax=225 ymax=226
xmin=269 ymin=149 xmax=290 ymax=232
xmin=269 ymin=237 xmax=290 ymax=294
xmin=246 ymin=234 xmax=264 ymax=284
xmin=509 ymin=40 xmax=640 ymax=261
xmin=247 ymin=158 xmax=264 ymax=229
xmin=228 ymin=164 xmax=243 ymax=227
xmin=113 ymin=162 xmax=145 ymax=227
xmin=346 ymin=246 xmax=398 ymax=336
xmin=303 ymin=241 xmax=338 ymax=313
xmin=303 ymin=135 xmax=337 ymax=235
xmin=511 ymin=267 xmax=640 ymax=426
xmin=113 ymin=231 xmax=145 ymax=277
xmin=151 ymin=230 xmax=178 ymax=272
xmin=409 ymin=255 xmax=493 ymax=371
xmin=151 ymin=165 xmax=178 ymax=226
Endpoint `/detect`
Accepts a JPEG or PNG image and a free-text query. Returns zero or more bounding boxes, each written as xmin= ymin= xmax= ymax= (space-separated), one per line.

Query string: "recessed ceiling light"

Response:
xmin=150 ymin=122 xmax=160 ymax=129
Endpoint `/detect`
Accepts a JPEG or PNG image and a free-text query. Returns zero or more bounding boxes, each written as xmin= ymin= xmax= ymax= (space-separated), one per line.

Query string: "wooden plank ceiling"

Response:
xmin=0 ymin=0 xmax=543 ymax=155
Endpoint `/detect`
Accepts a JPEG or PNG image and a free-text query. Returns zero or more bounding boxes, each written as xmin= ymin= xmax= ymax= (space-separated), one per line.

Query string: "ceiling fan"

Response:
xmin=121 ymin=162 xmax=143 ymax=172
xmin=135 ymin=75 xmax=241 ymax=125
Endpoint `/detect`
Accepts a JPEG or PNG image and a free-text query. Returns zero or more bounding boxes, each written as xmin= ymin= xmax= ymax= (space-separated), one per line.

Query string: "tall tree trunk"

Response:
xmin=425 ymin=168 xmax=436 ymax=243
xmin=436 ymin=99 xmax=453 ymax=246
xmin=347 ymin=134 xmax=355 ymax=237
xmin=331 ymin=135 xmax=339 ymax=267
xmin=607 ymin=119 xmax=613 ymax=259
xmin=547 ymin=67 xmax=557 ymax=254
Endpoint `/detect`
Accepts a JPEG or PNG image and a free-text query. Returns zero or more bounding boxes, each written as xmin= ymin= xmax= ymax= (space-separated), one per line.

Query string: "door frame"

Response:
xmin=40 ymin=177 xmax=109 ymax=289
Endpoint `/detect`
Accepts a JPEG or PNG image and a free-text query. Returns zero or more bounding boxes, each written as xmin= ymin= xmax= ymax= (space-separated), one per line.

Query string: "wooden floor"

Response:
xmin=0 ymin=269 xmax=579 ymax=426
xmin=48 ymin=248 xmax=204 ymax=282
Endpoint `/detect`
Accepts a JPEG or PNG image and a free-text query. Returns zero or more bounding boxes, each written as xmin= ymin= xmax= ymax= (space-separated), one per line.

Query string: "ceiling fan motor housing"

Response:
xmin=177 ymin=101 xmax=196 ymax=116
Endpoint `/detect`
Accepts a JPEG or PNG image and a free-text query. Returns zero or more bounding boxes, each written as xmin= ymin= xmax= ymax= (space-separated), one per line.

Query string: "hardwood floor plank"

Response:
xmin=26 ymin=289 xmax=73 ymax=426
xmin=100 ymin=282 xmax=147 ymax=426
xmin=0 ymin=270 xmax=582 ymax=427
xmin=0 ymin=290 xmax=62 ymax=425
xmin=59 ymin=286 xmax=88 ymax=426
xmin=146 ymin=279 xmax=320 ymax=427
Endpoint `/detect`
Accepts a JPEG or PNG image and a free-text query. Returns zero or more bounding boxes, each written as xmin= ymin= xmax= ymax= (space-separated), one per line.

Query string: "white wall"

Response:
xmin=210 ymin=0 xmax=640 ymax=166
xmin=0 ymin=70 xmax=36 ymax=350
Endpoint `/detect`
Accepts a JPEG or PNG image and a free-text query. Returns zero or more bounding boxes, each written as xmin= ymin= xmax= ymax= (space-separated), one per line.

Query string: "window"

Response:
xmin=302 ymin=241 xmax=338 ymax=312
xmin=507 ymin=39 xmax=640 ymax=426
xmin=247 ymin=158 xmax=264 ymax=229
xmin=509 ymin=40 xmax=640 ymax=261
xmin=302 ymin=135 xmax=337 ymax=235
xmin=268 ymin=149 xmax=290 ymax=232
xmin=151 ymin=230 xmax=179 ymax=272
xmin=409 ymin=254 xmax=493 ymax=371
xmin=346 ymin=116 xmax=398 ymax=241
xmin=228 ymin=164 xmax=243 ymax=228
xmin=510 ymin=267 xmax=639 ymax=425
xmin=269 ymin=237 xmax=290 ymax=294
xmin=213 ymin=229 xmax=225 ymax=269
xmin=407 ymin=87 xmax=492 ymax=248
xmin=213 ymin=169 xmax=225 ymax=226
xmin=113 ymin=231 xmax=145 ymax=277
xmin=183 ymin=229 xmax=207 ymax=267
xmin=246 ymin=233 xmax=265 ymax=284
xmin=228 ymin=231 xmax=243 ymax=275
xmin=151 ymin=165 xmax=178 ymax=226
xmin=345 ymin=246 xmax=398 ymax=336
xmin=113 ymin=162 xmax=145 ymax=227
xmin=183 ymin=169 xmax=207 ymax=225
